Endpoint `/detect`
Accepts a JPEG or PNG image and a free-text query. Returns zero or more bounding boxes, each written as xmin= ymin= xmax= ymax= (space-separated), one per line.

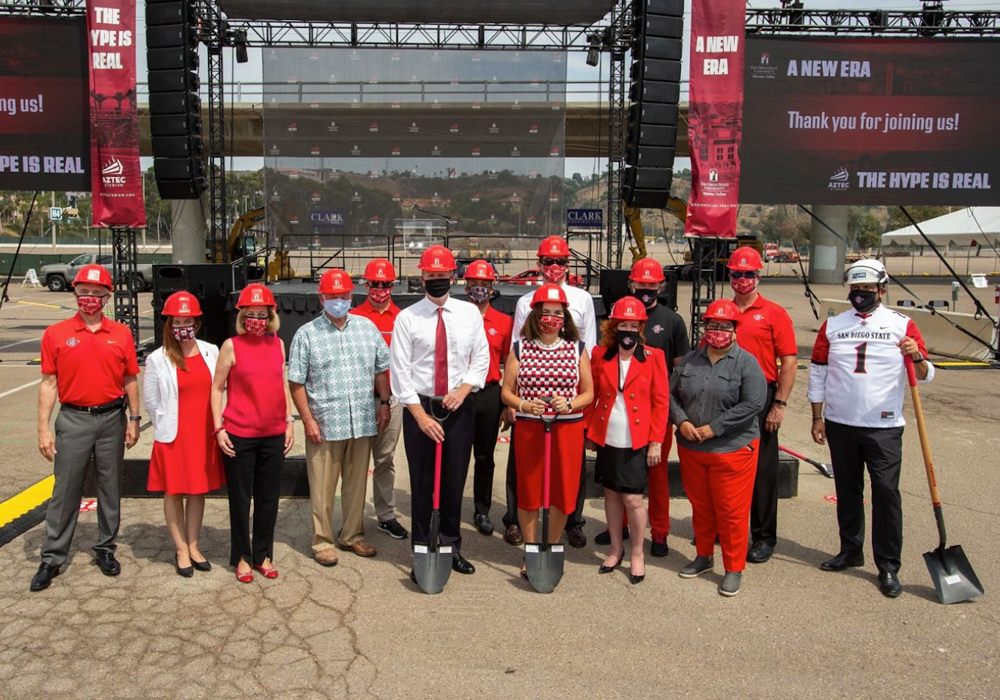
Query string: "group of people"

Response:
xmin=29 ymin=239 xmax=933 ymax=600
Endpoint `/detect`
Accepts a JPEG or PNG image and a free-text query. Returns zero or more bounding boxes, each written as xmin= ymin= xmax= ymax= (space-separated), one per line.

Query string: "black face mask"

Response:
xmin=849 ymin=289 xmax=879 ymax=313
xmin=616 ymin=329 xmax=640 ymax=350
xmin=634 ymin=290 xmax=658 ymax=308
xmin=424 ymin=278 xmax=452 ymax=299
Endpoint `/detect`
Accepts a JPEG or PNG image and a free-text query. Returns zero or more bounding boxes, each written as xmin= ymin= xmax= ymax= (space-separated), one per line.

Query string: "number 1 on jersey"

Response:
xmin=854 ymin=342 xmax=868 ymax=374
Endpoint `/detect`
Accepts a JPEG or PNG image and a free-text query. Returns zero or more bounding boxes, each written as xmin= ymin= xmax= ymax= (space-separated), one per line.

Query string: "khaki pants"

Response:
xmin=370 ymin=398 xmax=403 ymax=522
xmin=305 ymin=436 xmax=373 ymax=550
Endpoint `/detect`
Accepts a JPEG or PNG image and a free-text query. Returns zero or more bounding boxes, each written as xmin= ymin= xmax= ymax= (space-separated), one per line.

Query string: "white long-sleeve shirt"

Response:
xmin=390 ymin=295 xmax=490 ymax=406
xmin=511 ymin=282 xmax=598 ymax=352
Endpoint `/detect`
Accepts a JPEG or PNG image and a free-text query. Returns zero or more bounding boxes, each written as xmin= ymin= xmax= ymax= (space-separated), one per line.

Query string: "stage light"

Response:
xmin=586 ymin=33 xmax=601 ymax=67
xmin=920 ymin=1 xmax=945 ymax=36
xmin=868 ymin=10 xmax=888 ymax=30
xmin=234 ymin=29 xmax=249 ymax=64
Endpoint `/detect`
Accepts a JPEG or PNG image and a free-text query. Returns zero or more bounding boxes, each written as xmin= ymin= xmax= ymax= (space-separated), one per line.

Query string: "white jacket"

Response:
xmin=144 ymin=340 xmax=219 ymax=443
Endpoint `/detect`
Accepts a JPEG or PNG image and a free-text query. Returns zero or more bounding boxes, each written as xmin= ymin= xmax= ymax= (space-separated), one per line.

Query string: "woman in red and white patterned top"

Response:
xmin=501 ymin=284 xmax=594 ymax=577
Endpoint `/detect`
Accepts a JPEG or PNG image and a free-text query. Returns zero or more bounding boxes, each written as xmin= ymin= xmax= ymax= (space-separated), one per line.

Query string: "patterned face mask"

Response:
xmin=466 ymin=286 xmax=492 ymax=304
xmin=368 ymin=287 xmax=392 ymax=304
xmin=705 ymin=329 xmax=734 ymax=350
xmin=171 ymin=325 xmax=197 ymax=342
xmin=539 ymin=314 xmax=564 ymax=334
xmin=730 ymin=276 xmax=759 ymax=296
xmin=76 ymin=295 xmax=106 ymax=316
xmin=244 ymin=317 xmax=268 ymax=336
xmin=541 ymin=263 xmax=568 ymax=284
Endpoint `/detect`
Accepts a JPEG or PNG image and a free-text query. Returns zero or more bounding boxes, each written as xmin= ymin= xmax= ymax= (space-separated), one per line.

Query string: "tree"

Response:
xmin=885 ymin=205 xmax=949 ymax=232
xmin=848 ymin=206 xmax=882 ymax=251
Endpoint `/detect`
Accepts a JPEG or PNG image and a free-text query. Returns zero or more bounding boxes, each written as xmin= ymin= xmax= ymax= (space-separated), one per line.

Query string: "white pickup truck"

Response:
xmin=40 ymin=253 xmax=153 ymax=292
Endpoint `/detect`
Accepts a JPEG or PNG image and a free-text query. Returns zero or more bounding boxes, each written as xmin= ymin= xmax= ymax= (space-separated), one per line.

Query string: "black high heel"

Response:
xmin=191 ymin=558 xmax=211 ymax=572
xmin=174 ymin=554 xmax=194 ymax=578
xmin=599 ymin=551 xmax=625 ymax=574
xmin=520 ymin=558 xmax=528 ymax=580
xmin=630 ymin=573 xmax=645 ymax=585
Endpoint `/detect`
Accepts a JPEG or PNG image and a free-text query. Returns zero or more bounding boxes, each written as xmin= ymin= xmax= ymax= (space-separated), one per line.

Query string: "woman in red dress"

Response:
xmin=144 ymin=291 xmax=224 ymax=577
xmin=501 ymin=284 xmax=594 ymax=578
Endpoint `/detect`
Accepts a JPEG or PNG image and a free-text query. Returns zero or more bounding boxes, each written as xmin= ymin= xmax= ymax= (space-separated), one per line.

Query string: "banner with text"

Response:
xmin=88 ymin=0 xmax=145 ymax=227
xmin=684 ymin=0 xmax=744 ymax=237
xmin=0 ymin=17 xmax=89 ymax=190
xmin=742 ymin=37 xmax=1000 ymax=205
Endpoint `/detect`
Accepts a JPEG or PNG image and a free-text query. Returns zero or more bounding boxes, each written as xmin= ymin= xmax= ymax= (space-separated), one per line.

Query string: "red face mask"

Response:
xmin=730 ymin=276 xmax=759 ymax=296
xmin=705 ymin=329 xmax=734 ymax=350
xmin=244 ymin=317 xmax=268 ymax=336
xmin=76 ymin=295 xmax=106 ymax=316
xmin=539 ymin=314 xmax=564 ymax=334
xmin=368 ymin=287 xmax=392 ymax=304
xmin=541 ymin=264 xmax=568 ymax=284
xmin=171 ymin=325 xmax=197 ymax=342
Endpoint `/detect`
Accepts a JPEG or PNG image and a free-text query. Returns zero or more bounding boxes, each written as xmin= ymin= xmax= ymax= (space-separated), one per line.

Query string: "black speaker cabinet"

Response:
xmin=153 ymin=264 xmax=246 ymax=348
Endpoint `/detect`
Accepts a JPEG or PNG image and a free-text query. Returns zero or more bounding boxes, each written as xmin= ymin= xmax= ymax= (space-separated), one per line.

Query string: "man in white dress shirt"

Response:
xmin=390 ymin=245 xmax=490 ymax=576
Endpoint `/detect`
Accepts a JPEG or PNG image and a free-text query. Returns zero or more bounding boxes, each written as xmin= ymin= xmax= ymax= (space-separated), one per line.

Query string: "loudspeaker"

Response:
xmin=153 ymin=264 xmax=247 ymax=347
xmin=155 ymin=179 xmax=208 ymax=200
xmin=599 ymin=269 xmax=632 ymax=317
xmin=154 ymin=158 xmax=205 ymax=181
xmin=152 ymin=135 xmax=204 ymax=159
xmin=149 ymin=91 xmax=200 ymax=116
xmin=625 ymin=145 xmax=675 ymax=169
xmin=629 ymin=58 xmax=682 ymax=83
xmin=149 ymin=68 xmax=199 ymax=94
xmin=628 ymin=102 xmax=678 ymax=127
xmin=151 ymin=113 xmax=202 ymax=137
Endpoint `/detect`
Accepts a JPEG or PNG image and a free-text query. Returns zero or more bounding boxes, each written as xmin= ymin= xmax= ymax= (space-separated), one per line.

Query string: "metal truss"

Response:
xmin=0 ymin=0 xmax=85 ymax=16
xmin=110 ymin=226 xmax=140 ymax=346
xmin=746 ymin=8 xmax=1000 ymax=35
xmin=200 ymin=0 xmax=228 ymax=261
xmin=605 ymin=0 xmax=629 ymax=269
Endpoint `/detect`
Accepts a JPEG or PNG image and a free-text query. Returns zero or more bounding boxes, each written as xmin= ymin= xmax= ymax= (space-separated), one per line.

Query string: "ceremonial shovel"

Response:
xmin=412 ymin=397 xmax=453 ymax=595
xmin=779 ymin=445 xmax=834 ymax=479
xmin=525 ymin=400 xmax=565 ymax=593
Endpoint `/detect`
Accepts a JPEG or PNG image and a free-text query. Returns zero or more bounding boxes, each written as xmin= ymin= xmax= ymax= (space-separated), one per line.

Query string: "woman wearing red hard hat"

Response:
xmin=501 ymin=283 xmax=594 ymax=578
xmin=144 ymin=291 xmax=224 ymax=577
xmin=585 ymin=296 xmax=669 ymax=584
xmin=211 ymin=283 xmax=296 ymax=583
xmin=669 ymin=298 xmax=766 ymax=597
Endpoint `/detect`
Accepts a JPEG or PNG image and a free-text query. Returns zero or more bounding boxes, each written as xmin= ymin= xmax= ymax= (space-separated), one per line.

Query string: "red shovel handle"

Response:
xmin=905 ymin=355 xmax=941 ymax=508
xmin=433 ymin=441 xmax=443 ymax=510
xmin=543 ymin=419 xmax=552 ymax=510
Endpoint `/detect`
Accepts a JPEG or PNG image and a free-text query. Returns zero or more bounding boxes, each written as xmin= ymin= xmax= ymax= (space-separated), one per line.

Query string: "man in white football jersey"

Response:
xmin=808 ymin=259 xmax=933 ymax=599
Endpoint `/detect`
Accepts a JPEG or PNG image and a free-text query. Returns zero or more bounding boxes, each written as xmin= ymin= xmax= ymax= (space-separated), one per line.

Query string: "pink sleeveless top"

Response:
xmin=223 ymin=334 xmax=287 ymax=439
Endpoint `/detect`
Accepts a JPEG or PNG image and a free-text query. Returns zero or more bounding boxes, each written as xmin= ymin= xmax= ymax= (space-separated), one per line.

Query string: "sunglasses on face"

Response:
xmin=76 ymin=293 xmax=110 ymax=300
xmin=729 ymin=271 xmax=758 ymax=280
xmin=367 ymin=281 xmax=393 ymax=289
xmin=540 ymin=257 xmax=569 ymax=267
xmin=705 ymin=323 xmax=734 ymax=332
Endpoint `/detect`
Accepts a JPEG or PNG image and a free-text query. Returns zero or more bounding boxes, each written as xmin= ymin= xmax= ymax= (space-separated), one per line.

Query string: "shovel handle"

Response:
xmin=433 ymin=441 xmax=442 ymax=510
xmin=543 ymin=419 xmax=552 ymax=510
xmin=905 ymin=356 xmax=942 ymax=510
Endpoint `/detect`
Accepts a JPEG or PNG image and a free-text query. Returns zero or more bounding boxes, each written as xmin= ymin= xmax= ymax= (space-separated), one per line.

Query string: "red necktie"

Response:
xmin=434 ymin=307 xmax=448 ymax=395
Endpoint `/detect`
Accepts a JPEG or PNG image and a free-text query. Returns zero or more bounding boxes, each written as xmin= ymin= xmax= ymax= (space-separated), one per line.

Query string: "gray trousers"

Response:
xmin=41 ymin=408 xmax=125 ymax=567
xmin=370 ymin=398 xmax=402 ymax=522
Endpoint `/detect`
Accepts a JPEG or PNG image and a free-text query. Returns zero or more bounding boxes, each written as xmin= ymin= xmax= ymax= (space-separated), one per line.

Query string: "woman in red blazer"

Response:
xmin=586 ymin=296 xmax=670 ymax=584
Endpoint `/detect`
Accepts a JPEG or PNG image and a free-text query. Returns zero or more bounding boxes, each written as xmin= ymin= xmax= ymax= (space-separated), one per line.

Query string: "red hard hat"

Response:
xmin=72 ymin=264 xmax=113 ymax=289
xmin=318 ymin=268 xmax=354 ymax=294
xmin=703 ymin=298 xmax=740 ymax=325
xmin=727 ymin=246 xmax=764 ymax=271
xmin=463 ymin=259 xmax=496 ymax=281
xmin=537 ymin=236 xmax=570 ymax=258
xmin=162 ymin=291 xmax=202 ymax=317
xmin=610 ymin=296 xmax=648 ymax=322
xmin=236 ymin=283 xmax=276 ymax=309
xmin=418 ymin=245 xmax=457 ymax=272
xmin=531 ymin=283 xmax=569 ymax=307
xmin=629 ymin=257 xmax=665 ymax=283
xmin=363 ymin=258 xmax=396 ymax=282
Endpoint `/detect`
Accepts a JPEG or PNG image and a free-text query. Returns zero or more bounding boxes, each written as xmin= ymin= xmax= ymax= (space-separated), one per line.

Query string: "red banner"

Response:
xmin=87 ymin=0 xmax=145 ymax=227
xmin=684 ymin=0 xmax=745 ymax=237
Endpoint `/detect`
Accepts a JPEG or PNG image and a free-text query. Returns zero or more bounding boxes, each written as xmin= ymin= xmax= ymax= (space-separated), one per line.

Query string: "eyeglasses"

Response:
xmin=540 ymin=257 xmax=569 ymax=267
xmin=729 ymin=271 xmax=758 ymax=280
xmin=367 ymin=281 xmax=393 ymax=289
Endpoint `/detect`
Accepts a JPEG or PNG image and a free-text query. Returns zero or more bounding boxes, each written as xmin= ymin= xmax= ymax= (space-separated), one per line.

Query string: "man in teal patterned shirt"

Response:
xmin=289 ymin=269 xmax=391 ymax=566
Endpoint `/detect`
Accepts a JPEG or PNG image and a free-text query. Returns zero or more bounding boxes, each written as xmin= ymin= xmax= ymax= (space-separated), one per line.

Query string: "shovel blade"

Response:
xmin=413 ymin=544 xmax=453 ymax=595
xmin=525 ymin=543 xmax=565 ymax=594
xmin=923 ymin=545 xmax=984 ymax=605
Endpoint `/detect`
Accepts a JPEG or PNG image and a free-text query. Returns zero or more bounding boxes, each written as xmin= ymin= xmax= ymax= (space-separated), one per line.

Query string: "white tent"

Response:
xmin=881 ymin=207 xmax=1000 ymax=248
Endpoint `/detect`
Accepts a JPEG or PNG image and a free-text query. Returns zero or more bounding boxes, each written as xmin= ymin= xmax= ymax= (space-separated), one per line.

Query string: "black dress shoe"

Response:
xmin=191 ymin=558 xmax=212 ymax=572
xmin=30 ymin=563 xmax=59 ymax=592
xmin=599 ymin=551 xmax=624 ymax=574
xmin=747 ymin=541 xmax=774 ymax=564
xmin=595 ymin=526 xmax=629 ymax=546
xmin=565 ymin=526 xmax=587 ymax=549
xmin=878 ymin=570 xmax=902 ymax=598
xmin=650 ymin=535 xmax=669 ymax=558
xmin=819 ymin=551 xmax=865 ymax=572
xmin=474 ymin=513 xmax=494 ymax=536
xmin=630 ymin=573 xmax=645 ymax=585
xmin=503 ymin=524 xmax=524 ymax=546
xmin=95 ymin=550 xmax=121 ymax=576
xmin=452 ymin=553 xmax=476 ymax=575
xmin=174 ymin=555 xmax=194 ymax=578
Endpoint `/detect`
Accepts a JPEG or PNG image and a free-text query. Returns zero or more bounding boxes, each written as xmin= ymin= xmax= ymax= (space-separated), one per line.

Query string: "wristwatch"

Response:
xmin=128 ymin=415 xmax=142 ymax=422
xmin=380 ymin=398 xmax=391 ymax=405
xmin=772 ymin=399 xmax=787 ymax=407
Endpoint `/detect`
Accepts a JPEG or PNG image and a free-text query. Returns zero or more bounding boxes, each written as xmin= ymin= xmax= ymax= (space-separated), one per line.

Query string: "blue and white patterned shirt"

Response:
xmin=287 ymin=313 xmax=390 ymax=441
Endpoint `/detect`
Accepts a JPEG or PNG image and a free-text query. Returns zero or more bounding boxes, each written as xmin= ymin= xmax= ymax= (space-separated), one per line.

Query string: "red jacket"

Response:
xmin=585 ymin=344 xmax=670 ymax=449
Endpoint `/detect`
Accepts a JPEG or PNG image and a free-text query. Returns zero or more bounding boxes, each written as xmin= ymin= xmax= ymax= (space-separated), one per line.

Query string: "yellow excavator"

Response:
xmin=217 ymin=208 xmax=293 ymax=281
xmin=624 ymin=196 xmax=687 ymax=264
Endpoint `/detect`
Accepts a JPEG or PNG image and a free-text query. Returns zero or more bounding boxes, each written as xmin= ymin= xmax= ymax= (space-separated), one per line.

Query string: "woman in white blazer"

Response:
xmin=144 ymin=291 xmax=225 ymax=578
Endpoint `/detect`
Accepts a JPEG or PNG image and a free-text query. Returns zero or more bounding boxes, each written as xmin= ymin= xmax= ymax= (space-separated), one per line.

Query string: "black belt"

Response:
xmin=61 ymin=398 xmax=125 ymax=415
xmin=484 ymin=380 xmax=501 ymax=388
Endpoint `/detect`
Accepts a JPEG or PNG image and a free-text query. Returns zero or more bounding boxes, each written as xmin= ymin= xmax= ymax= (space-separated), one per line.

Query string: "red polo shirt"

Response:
xmin=351 ymin=298 xmax=400 ymax=393
xmin=734 ymin=293 xmax=798 ymax=383
xmin=482 ymin=306 xmax=513 ymax=384
xmin=40 ymin=313 xmax=140 ymax=407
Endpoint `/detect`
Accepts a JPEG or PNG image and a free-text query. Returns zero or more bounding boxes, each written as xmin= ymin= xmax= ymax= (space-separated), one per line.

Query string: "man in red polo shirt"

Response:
xmin=727 ymin=247 xmax=798 ymax=565
xmin=31 ymin=264 xmax=141 ymax=592
xmin=462 ymin=260 xmax=512 ymax=536
xmin=350 ymin=258 xmax=408 ymax=540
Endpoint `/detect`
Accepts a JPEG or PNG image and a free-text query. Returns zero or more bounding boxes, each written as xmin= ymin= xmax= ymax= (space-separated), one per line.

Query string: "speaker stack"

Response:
xmin=147 ymin=0 xmax=206 ymax=199
xmin=622 ymin=0 xmax=684 ymax=209
xmin=153 ymin=264 xmax=246 ymax=347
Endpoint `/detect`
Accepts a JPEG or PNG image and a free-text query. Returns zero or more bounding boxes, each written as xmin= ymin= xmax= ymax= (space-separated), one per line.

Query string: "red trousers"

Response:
xmin=618 ymin=428 xmax=672 ymax=537
xmin=678 ymin=440 xmax=759 ymax=573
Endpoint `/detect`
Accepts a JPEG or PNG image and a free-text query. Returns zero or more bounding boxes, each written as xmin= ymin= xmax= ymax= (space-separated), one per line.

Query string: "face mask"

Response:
xmin=171 ymin=325 xmax=197 ymax=342
xmin=244 ymin=317 xmax=268 ymax=336
xmin=539 ymin=314 xmax=564 ymax=334
xmin=730 ymin=276 xmax=759 ymax=296
xmin=705 ymin=329 xmax=734 ymax=350
xmin=541 ymin=263 xmax=568 ymax=284
xmin=324 ymin=299 xmax=352 ymax=318
xmin=424 ymin=278 xmax=452 ymax=299
xmin=634 ymin=290 xmax=658 ymax=308
xmin=616 ymin=329 xmax=640 ymax=349
xmin=368 ymin=287 xmax=392 ymax=305
xmin=466 ymin=286 xmax=492 ymax=304
xmin=76 ymin=295 xmax=106 ymax=316
xmin=849 ymin=289 xmax=879 ymax=313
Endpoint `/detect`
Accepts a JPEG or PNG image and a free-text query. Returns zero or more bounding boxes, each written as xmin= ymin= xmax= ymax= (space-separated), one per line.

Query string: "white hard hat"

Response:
xmin=845 ymin=259 xmax=888 ymax=286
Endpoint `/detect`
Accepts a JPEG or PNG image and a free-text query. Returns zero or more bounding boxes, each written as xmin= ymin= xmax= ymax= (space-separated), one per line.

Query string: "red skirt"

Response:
xmin=514 ymin=419 xmax=585 ymax=514
xmin=148 ymin=354 xmax=225 ymax=495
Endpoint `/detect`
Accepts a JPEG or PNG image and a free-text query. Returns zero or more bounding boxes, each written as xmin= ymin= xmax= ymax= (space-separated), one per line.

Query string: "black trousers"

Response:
xmin=750 ymin=384 xmax=779 ymax=547
xmin=404 ymin=397 xmax=475 ymax=552
xmin=472 ymin=382 xmax=503 ymax=516
xmin=503 ymin=426 xmax=587 ymax=531
xmin=825 ymin=420 xmax=904 ymax=574
xmin=223 ymin=433 xmax=284 ymax=568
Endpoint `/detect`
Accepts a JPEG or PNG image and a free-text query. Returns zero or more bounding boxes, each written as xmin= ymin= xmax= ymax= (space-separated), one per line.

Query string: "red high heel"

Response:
xmin=252 ymin=563 xmax=279 ymax=579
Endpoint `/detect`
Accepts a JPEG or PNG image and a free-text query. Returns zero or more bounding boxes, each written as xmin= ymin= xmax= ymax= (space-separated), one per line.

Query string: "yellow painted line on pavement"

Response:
xmin=17 ymin=300 xmax=62 ymax=309
xmin=0 ymin=476 xmax=53 ymax=528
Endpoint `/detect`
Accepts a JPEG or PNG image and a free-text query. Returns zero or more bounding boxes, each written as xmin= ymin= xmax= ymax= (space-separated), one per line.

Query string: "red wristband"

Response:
xmin=213 ymin=426 xmax=226 ymax=435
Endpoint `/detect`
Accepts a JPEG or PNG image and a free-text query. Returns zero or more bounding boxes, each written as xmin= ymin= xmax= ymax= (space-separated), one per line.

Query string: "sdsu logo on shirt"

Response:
xmin=66 ymin=337 xmax=79 ymax=347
